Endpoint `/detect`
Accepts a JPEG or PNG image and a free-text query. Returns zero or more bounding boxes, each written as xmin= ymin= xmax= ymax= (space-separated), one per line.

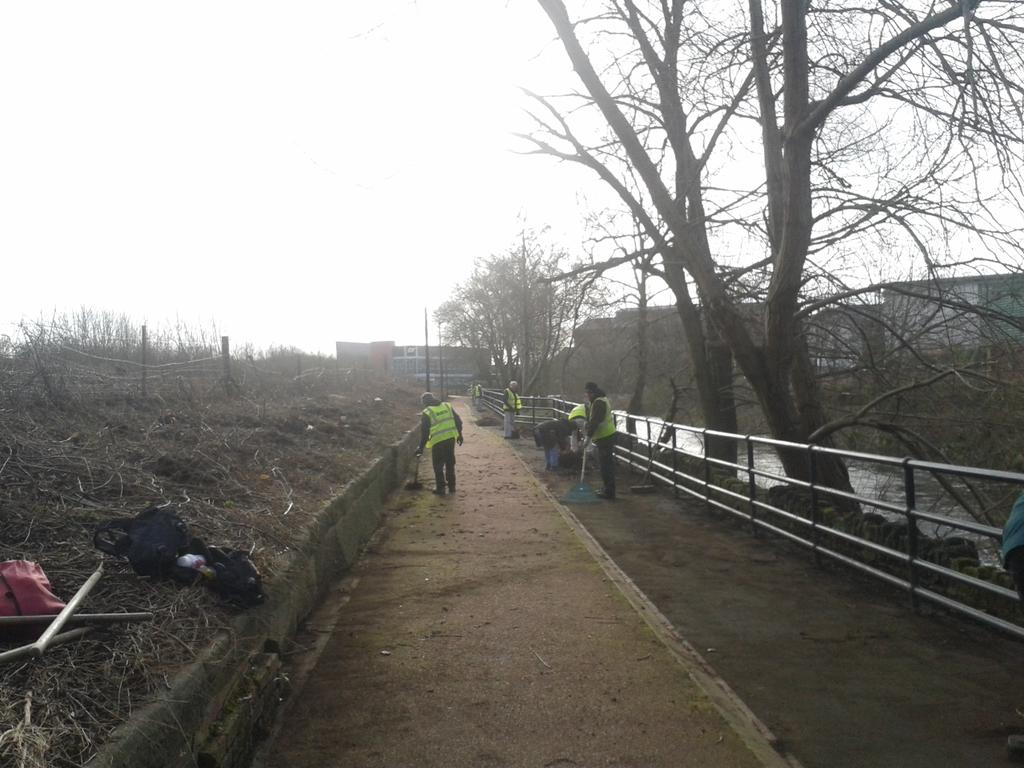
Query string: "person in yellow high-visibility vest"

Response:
xmin=503 ymin=380 xmax=522 ymax=439
xmin=584 ymin=381 xmax=617 ymax=499
xmin=416 ymin=392 xmax=464 ymax=496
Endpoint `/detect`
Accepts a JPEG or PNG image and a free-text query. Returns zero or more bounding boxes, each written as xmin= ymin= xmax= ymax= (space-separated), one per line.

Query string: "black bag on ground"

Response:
xmin=204 ymin=544 xmax=266 ymax=607
xmin=94 ymin=505 xmax=189 ymax=578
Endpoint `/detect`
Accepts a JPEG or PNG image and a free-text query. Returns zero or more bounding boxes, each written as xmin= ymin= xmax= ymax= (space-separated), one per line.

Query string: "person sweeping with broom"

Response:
xmin=584 ymin=382 xmax=617 ymax=500
xmin=416 ymin=393 xmax=464 ymax=497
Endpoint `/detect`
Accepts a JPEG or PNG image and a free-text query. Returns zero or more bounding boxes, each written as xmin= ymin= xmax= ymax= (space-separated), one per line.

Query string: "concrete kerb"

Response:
xmin=499 ymin=428 xmax=806 ymax=768
xmin=89 ymin=427 xmax=421 ymax=768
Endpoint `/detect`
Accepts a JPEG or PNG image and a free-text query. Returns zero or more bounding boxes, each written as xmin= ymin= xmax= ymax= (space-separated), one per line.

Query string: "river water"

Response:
xmin=626 ymin=419 xmax=1014 ymax=565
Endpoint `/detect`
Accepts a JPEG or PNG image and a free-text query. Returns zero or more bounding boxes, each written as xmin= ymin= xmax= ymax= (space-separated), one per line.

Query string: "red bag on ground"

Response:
xmin=0 ymin=561 xmax=66 ymax=641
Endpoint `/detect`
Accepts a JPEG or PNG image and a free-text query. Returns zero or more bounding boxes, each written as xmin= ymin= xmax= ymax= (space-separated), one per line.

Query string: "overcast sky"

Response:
xmin=0 ymin=1 xmax=606 ymax=354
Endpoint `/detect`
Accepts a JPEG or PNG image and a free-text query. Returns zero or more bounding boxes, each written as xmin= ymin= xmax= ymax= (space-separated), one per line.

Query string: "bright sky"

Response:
xmin=0 ymin=1 xmax=602 ymax=354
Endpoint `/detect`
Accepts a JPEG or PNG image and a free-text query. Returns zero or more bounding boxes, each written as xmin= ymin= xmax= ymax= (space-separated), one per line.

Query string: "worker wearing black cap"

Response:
xmin=584 ymin=381 xmax=617 ymax=499
xmin=416 ymin=392 xmax=464 ymax=496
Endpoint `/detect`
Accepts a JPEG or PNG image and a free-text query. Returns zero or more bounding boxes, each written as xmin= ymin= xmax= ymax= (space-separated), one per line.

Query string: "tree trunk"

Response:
xmin=537 ymin=0 xmax=844 ymax=488
xmin=705 ymin=331 xmax=738 ymax=465
xmin=791 ymin=328 xmax=851 ymax=490
xmin=664 ymin=259 xmax=738 ymax=464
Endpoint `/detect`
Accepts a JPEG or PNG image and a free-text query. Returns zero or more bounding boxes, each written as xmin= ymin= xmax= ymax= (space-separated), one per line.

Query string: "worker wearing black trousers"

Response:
xmin=584 ymin=381 xmax=617 ymax=500
xmin=416 ymin=393 xmax=464 ymax=496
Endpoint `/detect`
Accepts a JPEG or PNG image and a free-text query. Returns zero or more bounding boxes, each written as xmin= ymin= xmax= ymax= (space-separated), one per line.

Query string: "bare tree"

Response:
xmin=530 ymin=0 xmax=1024 ymax=489
xmin=577 ymin=213 xmax=668 ymax=415
xmin=437 ymin=229 xmax=600 ymax=393
xmin=525 ymin=141 xmax=741 ymax=460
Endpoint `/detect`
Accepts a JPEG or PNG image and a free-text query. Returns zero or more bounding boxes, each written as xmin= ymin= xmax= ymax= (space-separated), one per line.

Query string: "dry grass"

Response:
xmin=0 ymin=692 xmax=50 ymax=768
xmin=0 ymin=328 xmax=421 ymax=766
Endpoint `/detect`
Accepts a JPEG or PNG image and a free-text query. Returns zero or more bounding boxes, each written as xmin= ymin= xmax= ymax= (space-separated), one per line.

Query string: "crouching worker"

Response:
xmin=1002 ymin=493 xmax=1024 ymax=603
xmin=534 ymin=415 xmax=582 ymax=471
xmin=417 ymin=393 xmax=464 ymax=496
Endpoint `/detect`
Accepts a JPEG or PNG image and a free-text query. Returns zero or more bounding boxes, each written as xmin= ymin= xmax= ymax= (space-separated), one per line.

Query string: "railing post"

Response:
xmin=809 ymin=447 xmax=821 ymax=567
xmin=904 ymin=459 xmax=919 ymax=610
xmin=532 ymin=396 xmax=537 ymax=426
xmin=702 ymin=428 xmax=711 ymax=513
xmin=671 ymin=426 xmax=679 ymax=498
xmin=647 ymin=417 xmax=654 ymax=481
xmin=747 ymin=436 xmax=757 ymax=536
xmin=630 ymin=427 xmax=637 ymax=477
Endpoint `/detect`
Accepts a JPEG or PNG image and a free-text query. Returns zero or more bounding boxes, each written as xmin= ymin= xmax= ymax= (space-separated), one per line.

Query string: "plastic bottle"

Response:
xmin=177 ymin=554 xmax=216 ymax=581
xmin=176 ymin=554 xmax=206 ymax=569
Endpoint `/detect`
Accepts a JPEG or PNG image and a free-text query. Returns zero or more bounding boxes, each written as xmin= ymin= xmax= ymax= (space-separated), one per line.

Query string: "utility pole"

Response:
xmin=424 ymin=307 xmax=431 ymax=392
xmin=438 ymin=320 xmax=446 ymax=399
xmin=520 ymin=229 xmax=529 ymax=392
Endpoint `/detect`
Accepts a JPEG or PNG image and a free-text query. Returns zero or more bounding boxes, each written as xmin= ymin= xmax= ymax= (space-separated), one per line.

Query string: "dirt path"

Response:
xmin=507 ymin=427 xmax=1024 ymax=768
xmin=257 ymin=402 xmax=784 ymax=768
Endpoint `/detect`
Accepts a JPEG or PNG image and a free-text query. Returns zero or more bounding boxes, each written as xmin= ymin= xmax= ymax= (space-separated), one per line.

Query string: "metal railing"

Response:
xmin=476 ymin=389 xmax=1024 ymax=640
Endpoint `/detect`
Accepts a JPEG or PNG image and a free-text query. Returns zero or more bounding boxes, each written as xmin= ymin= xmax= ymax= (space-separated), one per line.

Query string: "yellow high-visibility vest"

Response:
xmin=424 ymin=403 xmax=458 ymax=448
xmin=504 ymin=389 xmax=522 ymax=413
xmin=591 ymin=396 xmax=616 ymax=441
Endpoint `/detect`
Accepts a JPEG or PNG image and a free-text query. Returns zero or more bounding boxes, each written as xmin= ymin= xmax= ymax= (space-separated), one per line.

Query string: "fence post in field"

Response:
xmin=221 ymin=336 xmax=232 ymax=391
xmin=141 ymin=324 xmax=148 ymax=397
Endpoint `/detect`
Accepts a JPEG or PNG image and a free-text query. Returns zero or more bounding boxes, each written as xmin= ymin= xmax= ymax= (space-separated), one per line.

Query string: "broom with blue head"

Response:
xmin=560 ymin=436 xmax=600 ymax=504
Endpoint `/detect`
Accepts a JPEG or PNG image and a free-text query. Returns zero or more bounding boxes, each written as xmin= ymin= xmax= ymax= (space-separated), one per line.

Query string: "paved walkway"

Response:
xmin=257 ymin=402 xmax=789 ymax=768
xmin=507 ymin=417 xmax=1024 ymax=768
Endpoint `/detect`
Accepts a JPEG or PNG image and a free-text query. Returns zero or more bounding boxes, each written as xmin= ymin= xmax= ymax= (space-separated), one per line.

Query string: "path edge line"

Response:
xmin=494 ymin=426 xmax=804 ymax=768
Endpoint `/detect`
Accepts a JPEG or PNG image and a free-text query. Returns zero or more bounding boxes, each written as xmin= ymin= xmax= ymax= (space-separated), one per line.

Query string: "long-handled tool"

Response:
xmin=632 ymin=422 xmax=670 ymax=494
xmin=0 ymin=612 xmax=153 ymax=629
xmin=405 ymin=452 xmax=424 ymax=491
xmin=0 ymin=563 xmax=105 ymax=666
xmin=631 ymin=435 xmax=657 ymax=494
xmin=561 ymin=438 xmax=600 ymax=504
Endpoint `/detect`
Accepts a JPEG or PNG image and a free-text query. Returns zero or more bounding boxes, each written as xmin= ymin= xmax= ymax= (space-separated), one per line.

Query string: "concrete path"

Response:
xmin=507 ymin=422 xmax=1024 ymax=768
xmin=257 ymin=403 xmax=789 ymax=768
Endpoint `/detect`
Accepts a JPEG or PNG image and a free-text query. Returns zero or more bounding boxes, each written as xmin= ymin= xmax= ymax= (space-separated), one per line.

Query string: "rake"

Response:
xmin=630 ymin=440 xmax=657 ymax=494
xmin=632 ymin=423 xmax=669 ymax=494
xmin=561 ymin=438 xmax=600 ymax=504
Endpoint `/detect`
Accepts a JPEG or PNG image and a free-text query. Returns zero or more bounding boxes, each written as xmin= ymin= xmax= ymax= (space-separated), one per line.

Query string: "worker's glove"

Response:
xmin=457 ymin=435 xmax=464 ymax=446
